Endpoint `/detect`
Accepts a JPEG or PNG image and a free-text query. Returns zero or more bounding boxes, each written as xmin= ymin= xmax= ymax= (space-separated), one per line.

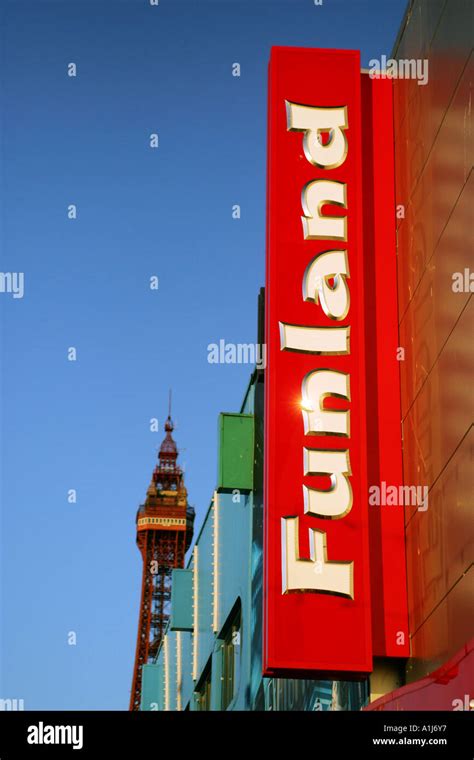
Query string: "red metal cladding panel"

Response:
xmin=263 ymin=47 xmax=372 ymax=677
xmin=364 ymin=640 xmax=474 ymax=711
xmin=361 ymin=74 xmax=410 ymax=658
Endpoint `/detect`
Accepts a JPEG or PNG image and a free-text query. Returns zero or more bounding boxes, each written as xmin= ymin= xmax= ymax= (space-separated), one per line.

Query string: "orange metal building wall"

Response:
xmin=393 ymin=0 xmax=473 ymax=684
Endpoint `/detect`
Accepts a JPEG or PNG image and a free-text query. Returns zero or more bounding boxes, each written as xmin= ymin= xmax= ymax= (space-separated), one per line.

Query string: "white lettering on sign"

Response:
xmin=301 ymin=180 xmax=347 ymax=240
xmin=281 ymin=101 xmax=354 ymax=598
xmin=286 ymin=103 xmax=348 ymax=169
xmin=303 ymin=250 xmax=350 ymax=320
xmin=301 ymin=369 xmax=350 ymax=436
xmin=282 ymin=518 xmax=353 ymax=598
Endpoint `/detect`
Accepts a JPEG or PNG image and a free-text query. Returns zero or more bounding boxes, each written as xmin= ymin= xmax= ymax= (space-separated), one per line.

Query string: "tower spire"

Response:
xmin=129 ymin=401 xmax=195 ymax=711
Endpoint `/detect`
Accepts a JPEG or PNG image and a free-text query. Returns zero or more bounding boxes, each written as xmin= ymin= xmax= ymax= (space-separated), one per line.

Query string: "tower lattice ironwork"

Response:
xmin=129 ymin=408 xmax=194 ymax=711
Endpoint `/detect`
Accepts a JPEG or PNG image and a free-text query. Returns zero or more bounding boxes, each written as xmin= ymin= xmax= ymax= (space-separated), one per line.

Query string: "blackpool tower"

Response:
xmin=129 ymin=406 xmax=195 ymax=710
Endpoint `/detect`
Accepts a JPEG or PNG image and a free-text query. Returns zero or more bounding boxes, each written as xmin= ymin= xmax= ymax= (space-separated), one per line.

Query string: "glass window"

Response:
xmin=221 ymin=610 xmax=241 ymax=710
xmin=195 ymin=668 xmax=212 ymax=711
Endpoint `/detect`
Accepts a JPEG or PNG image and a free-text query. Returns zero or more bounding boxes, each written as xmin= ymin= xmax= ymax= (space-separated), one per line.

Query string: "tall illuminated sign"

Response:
xmin=264 ymin=47 xmax=373 ymax=676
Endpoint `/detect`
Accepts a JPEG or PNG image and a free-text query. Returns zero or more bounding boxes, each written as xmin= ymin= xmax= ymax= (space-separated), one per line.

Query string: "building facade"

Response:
xmin=139 ymin=0 xmax=472 ymax=711
xmin=365 ymin=0 xmax=473 ymax=709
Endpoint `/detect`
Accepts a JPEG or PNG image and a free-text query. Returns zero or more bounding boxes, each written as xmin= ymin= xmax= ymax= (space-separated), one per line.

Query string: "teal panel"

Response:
xmin=170 ymin=569 xmax=193 ymax=631
xmin=217 ymin=413 xmax=254 ymax=491
xmin=167 ymin=632 xmax=177 ymax=711
xmin=195 ymin=513 xmax=215 ymax=678
xmin=180 ymin=631 xmax=193 ymax=709
xmin=140 ymin=664 xmax=163 ymax=711
xmin=215 ymin=490 xmax=252 ymax=710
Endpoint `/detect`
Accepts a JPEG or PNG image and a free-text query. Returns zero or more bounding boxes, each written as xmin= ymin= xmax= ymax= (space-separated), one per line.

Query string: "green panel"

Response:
xmin=140 ymin=664 xmax=163 ymax=711
xmin=217 ymin=413 xmax=254 ymax=492
xmin=170 ymin=569 xmax=193 ymax=631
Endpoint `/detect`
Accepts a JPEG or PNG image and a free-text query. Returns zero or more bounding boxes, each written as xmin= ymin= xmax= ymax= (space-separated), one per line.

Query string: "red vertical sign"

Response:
xmin=263 ymin=47 xmax=372 ymax=677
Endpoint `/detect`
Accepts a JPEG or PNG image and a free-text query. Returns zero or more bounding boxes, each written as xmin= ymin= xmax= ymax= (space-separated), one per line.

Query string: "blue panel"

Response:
xmin=140 ymin=664 xmax=163 ymax=711
xmin=171 ymin=569 xmax=193 ymax=631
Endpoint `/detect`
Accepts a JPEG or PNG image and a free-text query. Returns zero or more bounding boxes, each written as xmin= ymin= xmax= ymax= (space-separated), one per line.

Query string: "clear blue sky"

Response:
xmin=0 ymin=0 xmax=407 ymax=710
